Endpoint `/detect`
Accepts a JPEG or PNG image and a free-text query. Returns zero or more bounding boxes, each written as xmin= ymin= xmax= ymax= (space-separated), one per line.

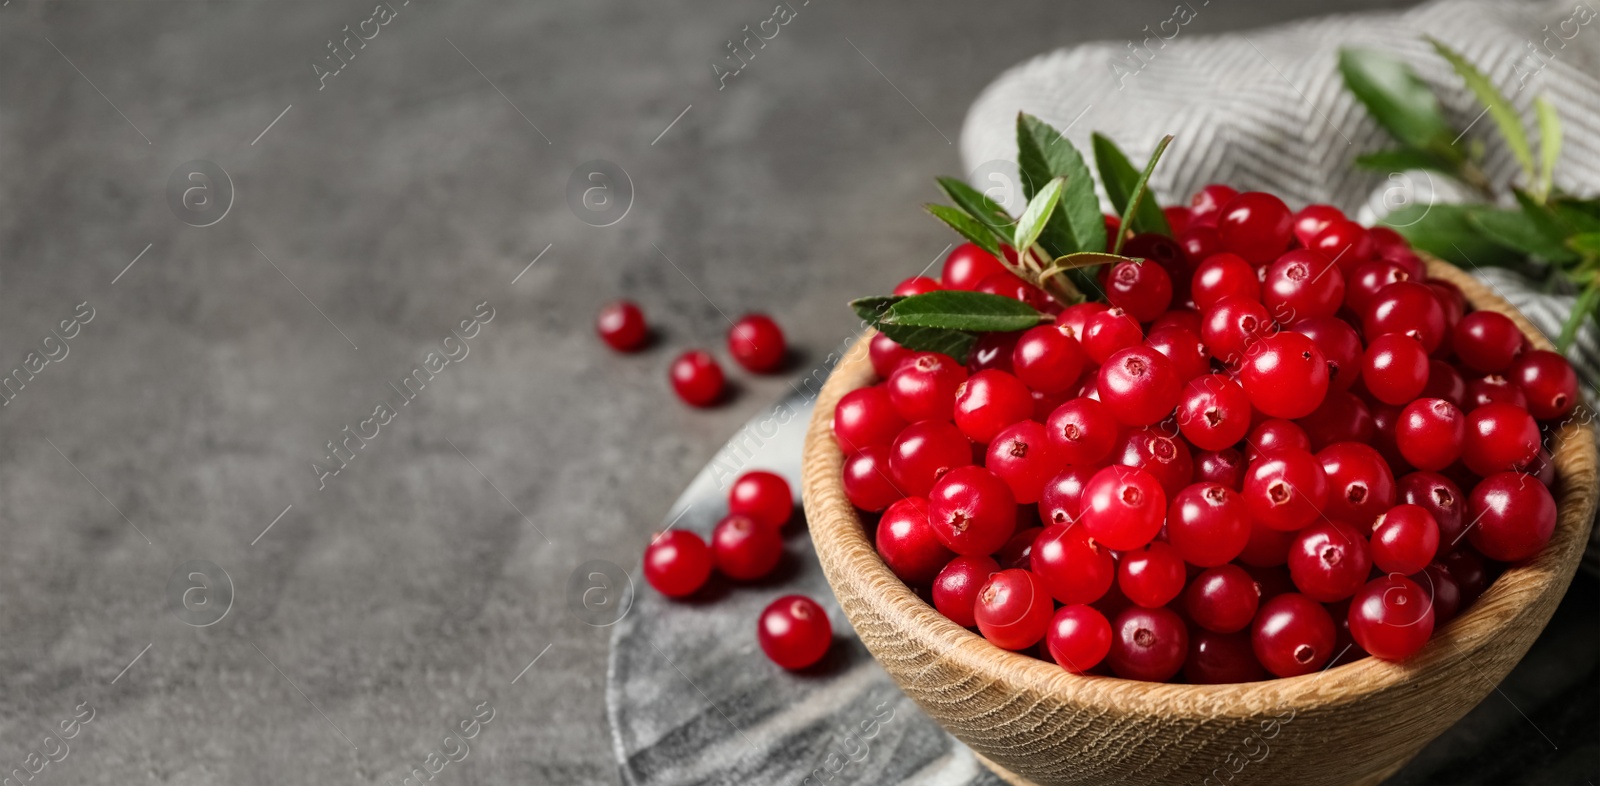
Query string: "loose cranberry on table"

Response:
xmin=711 ymin=514 xmax=783 ymax=581
xmin=596 ymin=300 xmax=649 ymax=351
xmin=759 ymin=595 xmax=833 ymax=670
xmin=727 ymin=314 xmax=787 ymax=372
xmin=643 ymin=529 xmax=713 ymax=598
xmin=669 ymin=350 xmax=725 ymax=407
xmin=728 ymin=470 xmax=794 ymax=530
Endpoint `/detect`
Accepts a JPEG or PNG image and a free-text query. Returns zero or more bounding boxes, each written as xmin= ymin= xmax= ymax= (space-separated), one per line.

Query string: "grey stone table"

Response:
xmin=2 ymin=1 xmax=1576 ymax=784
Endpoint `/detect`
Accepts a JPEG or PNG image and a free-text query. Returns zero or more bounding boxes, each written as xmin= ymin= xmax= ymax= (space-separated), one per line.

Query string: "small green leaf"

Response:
xmin=1040 ymin=252 xmax=1140 ymax=282
xmin=1016 ymin=113 xmax=1105 ymax=257
xmin=1429 ymin=37 xmax=1534 ymax=180
xmin=1338 ymin=48 xmax=1456 ymax=151
xmin=1468 ymin=208 xmax=1578 ymax=263
xmin=880 ymin=290 xmax=1044 ymax=333
xmin=936 ymin=177 xmax=1015 ymax=238
xmin=1551 ymin=197 xmax=1600 ymax=234
xmin=1535 ymin=95 xmax=1562 ymax=196
xmin=1353 ymin=148 xmax=1460 ymax=175
xmin=1014 ymin=177 xmax=1066 ymax=256
xmin=1383 ymin=203 xmax=1520 ymax=267
xmin=1093 ymin=134 xmax=1171 ymax=239
xmin=1112 ymin=135 xmax=1174 ymax=254
xmin=1557 ymin=279 xmax=1600 ymax=353
xmin=1568 ymin=232 xmax=1600 ymax=257
xmin=873 ymin=322 xmax=977 ymax=362
xmin=850 ymin=295 xmax=902 ymax=326
xmin=925 ymin=204 xmax=1003 ymax=258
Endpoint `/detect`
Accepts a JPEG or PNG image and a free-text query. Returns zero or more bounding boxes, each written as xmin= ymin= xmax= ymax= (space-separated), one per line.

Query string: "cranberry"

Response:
xmin=1201 ymin=295 xmax=1274 ymax=368
xmin=928 ymin=466 xmax=1017 ymax=556
xmin=1030 ymin=387 xmax=1071 ymax=422
xmin=1082 ymin=307 xmax=1144 ymax=364
xmin=1252 ymin=593 xmax=1336 ymax=677
xmin=1317 ymin=442 xmax=1396 ymax=525
xmin=869 ymin=332 xmax=913 ymax=379
xmin=1347 ymin=576 xmax=1433 ymax=661
xmin=1452 ymin=311 xmax=1523 ymax=373
xmin=1191 ymin=253 xmax=1261 ymax=312
xmin=986 ymin=420 xmax=1063 ymax=504
xmin=1509 ymin=350 xmax=1579 ymax=420
xmin=1110 ymin=426 xmax=1194 ymax=498
xmin=1123 ymin=234 xmax=1194 ymax=301
xmin=978 ymin=272 xmax=1055 ymax=313
xmin=1081 ymin=465 xmax=1168 ymax=550
xmin=1149 ymin=308 xmax=1204 ymax=337
xmin=1346 ymin=259 xmax=1412 ymax=315
xmin=997 ymin=526 xmax=1043 ymax=570
xmin=941 ymin=242 xmax=1008 ymax=290
xmin=889 ymin=420 xmax=972 ymax=497
xmin=1428 ymin=279 xmax=1466 ymax=332
xmin=1045 ymin=398 xmax=1118 ymax=466
xmin=1186 ymin=630 xmax=1269 ymax=684
xmin=1384 ymin=246 xmax=1427 ymax=280
xmin=1397 ymin=471 xmax=1465 ymax=553
xmin=1118 ymin=541 xmax=1186 ymax=608
xmin=1368 ymin=402 xmax=1412 ymax=475
xmin=1465 ymin=373 xmax=1529 ymax=410
xmin=728 ymin=314 xmax=787 ymax=372
xmin=1184 ymin=563 xmax=1261 ymax=634
xmin=1098 ymin=346 xmax=1182 ymax=426
xmin=643 ymin=529 xmax=714 ymax=597
xmin=1040 ymin=466 xmax=1096 ymax=527
xmin=1032 ymin=523 xmax=1115 ymax=604
xmin=1439 ymin=548 xmax=1492 ymax=607
xmin=1290 ymin=316 xmax=1364 ymax=391
xmin=1167 ymin=482 xmax=1249 ymax=566
xmin=1416 ymin=563 xmax=1463 ymax=624
xmin=1365 ymin=281 xmax=1448 ymax=353
xmin=1245 ymin=418 xmax=1311 ymax=463
xmin=1292 ymin=204 xmax=1345 ymax=246
xmin=841 ymin=446 xmax=903 ymax=512
xmin=711 ymin=514 xmax=783 ymax=581
xmin=888 ymin=352 xmax=969 ymax=422
xmin=1195 ymin=447 xmax=1246 ymax=489
xmin=1288 ymin=520 xmax=1372 ymax=602
xmin=1422 ymin=360 xmax=1468 ymax=407
xmin=933 ymin=554 xmax=999 ymax=627
xmin=596 ymin=300 xmax=649 ymax=351
xmin=1462 ymin=403 xmax=1540 ymax=476
xmin=758 ymin=595 xmax=832 ymax=669
xmin=1178 ymin=374 xmax=1251 ymax=451
xmin=1046 ymin=605 xmax=1113 ymax=673
xmin=1239 ymin=331 xmax=1329 ymax=419
xmin=833 ymin=385 xmax=907 ymax=452
xmin=967 ymin=330 xmax=1022 ymax=374
xmin=1297 ymin=390 xmax=1376 ymax=451
xmin=974 ymin=568 xmax=1054 ymax=650
xmin=1178 ymin=225 xmax=1225 ymax=265
xmin=1264 ymin=249 xmax=1345 ymax=323
xmin=1108 ymin=606 xmax=1189 ymax=681
xmin=1190 ymin=184 xmax=1240 ymax=224
xmin=952 ymin=369 xmax=1034 ymax=443
xmin=894 ymin=275 xmax=942 ymax=296
xmin=1217 ymin=191 xmax=1294 ymax=264
xmin=1055 ymin=302 xmax=1109 ymax=341
xmin=1107 ymin=260 xmax=1174 ymax=322
xmin=1309 ymin=220 xmax=1375 ymax=272
xmin=1466 ymin=471 xmax=1557 ymax=561
xmin=1145 ymin=327 xmax=1211 ymax=382
xmin=876 ymin=497 xmax=956 ymax=585
xmin=669 ymin=350 xmax=725 ymax=406
xmin=1395 ymin=398 xmax=1466 ymax=472
xmin=1012 ymin=325 xmax=1087 ymax=394
xmin=1367 ymin=225 xmax=1409 ymax=255
xmin=729 ymin=470 xmax=793 ymax=530
xmin=1370 ymin=504 xmax=1440 ymax=575
xmin=1362 ymin=333 xmax=1430 ymax=405
xmin=1243 ymin=448 xmax=1329 ymax=531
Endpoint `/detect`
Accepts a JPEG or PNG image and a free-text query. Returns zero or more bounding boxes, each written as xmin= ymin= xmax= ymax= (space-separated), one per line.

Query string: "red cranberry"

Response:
xmin=841 ymin=446 xmax=903 ymax=512
xmin=997 ymin=526 xmax=1043 ymax=570
xmin=1290 ymin=316 xmax=1364 ymax=391
xmin=967 ymin=330 xmax=1022 ymax=374
xmin=1239 ymin=520 xmax=1294 ymax=567
xmin=1032 ymin=523 xmax=1115 ymax=604
xmin=1040 ymin=466 xmax=1096 ymax=527
xmin=986 ymin=420 xmax=1063 ymax=504
xmin=1108 ymin=606 xmax=1189 ymax=681
xmin=1201 ymin=295 xmax=1274 ymax=368
xmin=1370 ymin=504 xmax=1440 ymax=575
xmin=670 ymin=350 xmax=726 ymax=406
xmin=729 ymin=470 xmax=793 ymax=530
xmin=1178 ymin=225 xmax=1225 ymax=265
xmin=974 ymin=569 xmax=1054 ymax=650
xmin=1367 ymin=225 xmax=1409 ymax=255
xmin=1252 ymin=593 xmax=1336 ymax=677
xmin=1243 ymin=448 xmax=1329 ymax=531
xmin=1462 ymin=403 xmax=1540 ymax=476
xmin=1045 ymin=398 xmax=1118 ymax=466
xmin=1081 ymin=465 xmax=1168 ymax=550
xmin=1184 ymin=563 xmax=1261 ymax=633
xmin=1365 ymin=281 xmax=1448 ymax=353
xmin=888 ymin=352 xmax=969 ymax=422
xmin=1082 ymin=307 xmax=1144 ymax=364
xmin=1422 ymin=360 xmax=1468 ymax=407
xmin=894 ymin=275 xmax=942 ymax=296
xmin=758 ymin=595 xmax=832 ymax=669
xmin=1452 ymin=311 xmax=1523 ymax=374
xmin=1292 ymin=204 xmax=1345 ymax=246
xmin=1145 ymin=328 xmax=1211 ymax=382
xmin=1165 ymin=482 xmax=1249 ymax=567
xmin=1297 ymin=390 xmax=1376 ymax=451
xmin=1149 ymin=308 xmax=1204 ymax=337
xmin=1346 ymin=259 xmax=1411 ymax=315
xmin=1466 ymin=471 xmax=1557 ymax=561
xmin=953 ymin=369 xmax=1033 ymax=444
xmin=1288 ymin=520 xmax=1372 ymax=602
xmin=1190 ymin=184 xmax=1240 ymax=224
xmin=889 ymin=420 xmax=972 ymax=497
xmin=1362 ymin=333 xmax=1430 ymax=405
xmin=1245 ymin=418 xmax=1311 ymax=464
xmin=1428 ymin=279 xmax=1466 ymax=332
xmin=1417 ymin=563 xmax=1463 ymax=624
xmin=1055 ymin=302 xmax=1109 ymax=341
xmin=1186 ymin=630 xmax=1268 ymax=684
xmin=1396 ymin=398 xmax=1466 ymax=472
xmin=1309 ymin=220 xmax=1374 ymax=272
xmin=728 ymin=314 xmax=787 ymax=372
xmin=876 ymin=497 xmax=956 ymax=585
xmin=1178 ymin=374 xmax=1251 ymax=451
xmin=869 ymin=332 xmax=913 ymax=378
xmin=932 ymin=554 xmax=999 ymax=627
xmin=1347 ymin=576 xmax=1433 ymax=661
xmin=1439 ymin=548 xmax=1492 ymax=607
xmin=1397 ymin=472 xmax=1465 ymax=554
xmin=833 ymin=385 xmax=907 ymax=452
xmin=1509 ymin=350 xmax=1579 ymax=421
xmin=1107 ymin=260 xmax=1174 ymax=322
xmin=1217 ymin=192 xmax=1294 ymax=264
xmin=928 ymin=466 xmax=1017 ymax=556
xmin=1012 ymin=325 xmax=1087 ymax=394
xmin=1098 ymin=346 xmax=1182 ymax=426
xmin=1190 ymin=252 xmax=1262 ymax=312
xmin=1046 ymin=605 xmax=1113 ymax=673
xmin=596 ymin=300 xmax=649 ymax=351
xmin=1264 ymin=249 xmax=1345 ymax=323
xmin=643 ymin=529 xmax=713 ymax=597
xmin=1239 ymin=331 xmax=1330 ymax=419
xmin=1194 ymin=447 xmax=1246 ymax=490
xmin=1317 ymin=442 xmax=1396 ymax=525
xmin=941 ymin=243 xmax=1008 ymax=290
xmin=978 ymin=272 xmax=1055 ymax=312
xmin=711 ymin=514 xmax=782 ymax=581
xmin=1465 ymin=373 xmax=1530 ymax=410
xmin=1110 ymin=426 xmax=1195 ymax=498
xmin=1118 ymin=541 xmax=1186 ymax=608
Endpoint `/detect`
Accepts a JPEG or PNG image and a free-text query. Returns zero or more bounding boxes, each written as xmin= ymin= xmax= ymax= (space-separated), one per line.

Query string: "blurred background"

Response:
xmin=1 ymin=1 xmax=1587 ymax=784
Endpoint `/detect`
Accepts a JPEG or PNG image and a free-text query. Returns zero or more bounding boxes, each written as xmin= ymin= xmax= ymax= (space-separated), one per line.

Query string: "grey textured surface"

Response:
xmin=3 ymin=0 xmax=1568 ymax=784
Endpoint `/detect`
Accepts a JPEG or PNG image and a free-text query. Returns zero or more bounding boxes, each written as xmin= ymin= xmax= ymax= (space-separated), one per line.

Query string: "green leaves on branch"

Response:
xmin=925 ymin=204 xmax=1003 ymax=259
xmin=850 ymin=291 xmax=1046 ymax=361
xmin=1427 ymin=37 xmax=1534 ymax=181
xmin=1014 ymin=177 xmax=1066 ymax=257
xmin=1017 ymin=113 xmax=1106 ymax=257
xmin=1338 ymin=48 xmax=1455 ymax=151
xmin=1093 ymin=133 xmax=1172 ymax=242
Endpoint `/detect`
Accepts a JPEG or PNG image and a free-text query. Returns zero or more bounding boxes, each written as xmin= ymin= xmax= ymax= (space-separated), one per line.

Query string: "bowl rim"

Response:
xmin=801 ymin=256 xmax=1598 ymax=718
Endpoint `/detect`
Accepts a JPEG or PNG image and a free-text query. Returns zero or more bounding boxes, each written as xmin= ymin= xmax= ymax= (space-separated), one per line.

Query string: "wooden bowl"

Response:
xmin=800 ymin=259 xmax=1597 ymax=786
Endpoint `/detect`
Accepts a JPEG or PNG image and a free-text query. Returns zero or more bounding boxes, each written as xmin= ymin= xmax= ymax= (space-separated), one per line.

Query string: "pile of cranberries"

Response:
xmin=838 ymin=185 xmax=1580 ymax=682
xmin=641 ymin=470 xmax=835 ymax=670
xmin=596 ymin=300 xmax=788 ymax=407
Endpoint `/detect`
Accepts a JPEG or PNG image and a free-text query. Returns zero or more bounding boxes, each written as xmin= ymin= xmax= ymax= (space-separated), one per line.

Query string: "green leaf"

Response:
xmin=880 ymin=290 xmax=1044 ymax=333
xmin=1015 ymin=113 xmax=1105 ymax=257
xmin=1014 ymin=177 xmax=1066 ymax=256
xmin=1353 ymin=148 xmax=1461 ymax=175
xmin=1338 ymin=48 xmax=1455 ymax=151
xmin=1112 ymin=134 xmax=1174 ymax=254
xmin=850 ymin=295 xmax=902 ymax=326
xmin=1550 ymin=197 xmax=1600 ymax=234
xmin=1093 ymin=134 xmax=1171 ymax=239
xmin=1040 ymin=252 xmax=1140 ymax=282
xmin=936 ymin=176 xmax=1015 ymax=237
xmin=1568 ymin=232 xmax=1600 ymax=257
xmin=1557 ymin=279 xmax=1600 ymax=353
xmin=1535 ymin=95 xmax=1562 ymax=196
xmin=1429 ymin=37 xmax=1534 ymax=180
xmin=925 ymin=204 xmax=1003 ymax=258
xmin=1468 ymin=208 xmax=1578 ymax=263
xmin=1383 ymin=203 xmax=1520 ymax=267
xmin=873 ymin=322 xmax=977 ymax=362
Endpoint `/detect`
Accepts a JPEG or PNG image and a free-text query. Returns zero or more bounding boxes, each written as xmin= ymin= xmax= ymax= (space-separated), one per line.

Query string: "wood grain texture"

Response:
xmin=800 ymin=259 xmax=1597 ymax=786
